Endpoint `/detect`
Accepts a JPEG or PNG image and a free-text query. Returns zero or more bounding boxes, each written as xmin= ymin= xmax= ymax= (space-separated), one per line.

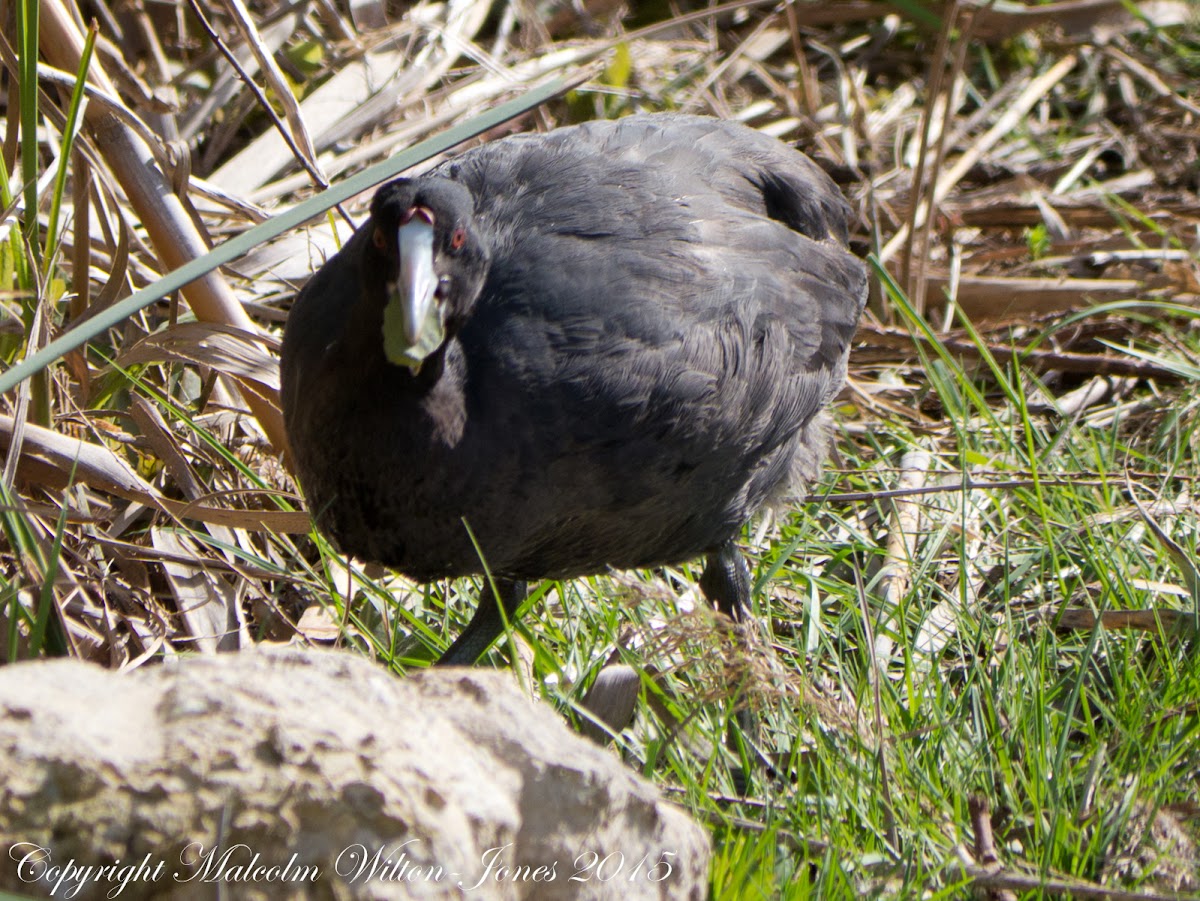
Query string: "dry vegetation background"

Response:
xmin=2 ymin=0 xmax=1200 ymax=895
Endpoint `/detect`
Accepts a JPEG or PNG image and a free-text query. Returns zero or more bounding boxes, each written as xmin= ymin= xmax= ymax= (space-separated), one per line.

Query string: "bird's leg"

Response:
xmin=699 ymin=540 xmax=752 ymax=621
xmin=700 ymin=540 xmax=772 ymax=788
xmin=435 ymin=577 xmax=527 ymax=666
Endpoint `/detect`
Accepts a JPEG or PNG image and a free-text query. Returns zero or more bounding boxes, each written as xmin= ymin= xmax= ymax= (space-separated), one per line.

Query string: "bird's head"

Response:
xmin=366 ymin=177 xmax=489 ymax=373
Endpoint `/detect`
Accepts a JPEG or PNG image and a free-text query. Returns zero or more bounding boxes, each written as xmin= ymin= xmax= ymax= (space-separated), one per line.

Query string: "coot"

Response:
xmin=281 ymin=113 xmax=867 ymax=665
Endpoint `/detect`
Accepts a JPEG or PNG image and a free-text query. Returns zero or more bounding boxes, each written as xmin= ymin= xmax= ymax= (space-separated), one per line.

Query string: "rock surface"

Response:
xmin=0 ymin=650 xmax=709 ymax=899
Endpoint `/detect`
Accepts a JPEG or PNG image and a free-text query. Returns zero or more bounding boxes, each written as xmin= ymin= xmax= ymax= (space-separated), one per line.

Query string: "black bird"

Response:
xmin=281 ymin=113 xmax=867 ymax=666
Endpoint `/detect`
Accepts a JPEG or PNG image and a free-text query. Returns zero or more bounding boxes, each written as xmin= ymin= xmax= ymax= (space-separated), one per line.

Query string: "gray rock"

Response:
xmin=0 ymin=650 xmax=709 ymax=899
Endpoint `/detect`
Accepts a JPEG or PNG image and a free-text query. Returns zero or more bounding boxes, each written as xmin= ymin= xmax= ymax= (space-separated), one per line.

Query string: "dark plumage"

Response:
xmin=281 ymin=113 xmax=867 ymax=665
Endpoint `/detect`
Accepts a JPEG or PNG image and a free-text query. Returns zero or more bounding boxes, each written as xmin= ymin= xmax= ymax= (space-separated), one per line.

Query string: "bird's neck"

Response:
xmin=340 ymin=307 xmax=468 ymax=447
xmin=328 ymin=250 xmax=467 ymax=444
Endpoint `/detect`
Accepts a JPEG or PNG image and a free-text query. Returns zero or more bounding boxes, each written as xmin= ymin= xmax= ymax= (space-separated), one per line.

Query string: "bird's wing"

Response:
xmin=439 ymin=116 xmax=866 ymax=562
xmin=448 ymin=113 xmax=866 ymax=443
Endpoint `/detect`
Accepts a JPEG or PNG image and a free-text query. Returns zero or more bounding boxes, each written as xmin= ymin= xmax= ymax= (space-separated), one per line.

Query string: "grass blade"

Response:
xmin=16 ymin=0 xmax=39 ymax=267
xmin=43 ymin=21 xmax=96 ymax=273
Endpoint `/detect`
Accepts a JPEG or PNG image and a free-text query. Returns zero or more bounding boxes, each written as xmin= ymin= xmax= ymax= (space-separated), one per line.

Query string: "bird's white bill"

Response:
xmin=382 ymin=219 xmax=445 ymax=372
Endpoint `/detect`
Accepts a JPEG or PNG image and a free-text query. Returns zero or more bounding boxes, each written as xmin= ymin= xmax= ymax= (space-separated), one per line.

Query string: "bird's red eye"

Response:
xmin=372 ymin=228 xmax=386 ymax=250
xmin=450 ymin=227 xmax=466 ymax=250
